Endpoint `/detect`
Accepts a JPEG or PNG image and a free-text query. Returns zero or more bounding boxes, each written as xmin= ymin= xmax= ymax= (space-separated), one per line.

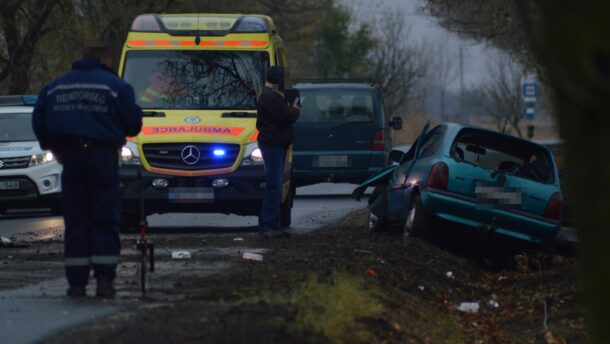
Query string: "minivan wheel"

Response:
xmin=50 ymin=205 xmax=62 ymax=216
xmin=402 ymin=195 xmax=432 ymax=239
xmin=280 ymin=186 xmax=293 ymax=228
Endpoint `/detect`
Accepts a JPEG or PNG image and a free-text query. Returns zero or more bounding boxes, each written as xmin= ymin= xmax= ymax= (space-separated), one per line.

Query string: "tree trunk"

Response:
xmin=516 ymin=1 xmax=610 ymax=341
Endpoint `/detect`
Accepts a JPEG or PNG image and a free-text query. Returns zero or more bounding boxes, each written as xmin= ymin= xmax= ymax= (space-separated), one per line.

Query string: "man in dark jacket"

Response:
xmin=32 ymin=43 xmax=143 ymax=297
xmin=256 ymin=66 xmax=300 ymax=237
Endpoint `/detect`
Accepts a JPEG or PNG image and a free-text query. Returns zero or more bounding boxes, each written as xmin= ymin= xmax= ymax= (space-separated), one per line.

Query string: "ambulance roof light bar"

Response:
xmin=130 ymin=14 xmax=269 ymax=35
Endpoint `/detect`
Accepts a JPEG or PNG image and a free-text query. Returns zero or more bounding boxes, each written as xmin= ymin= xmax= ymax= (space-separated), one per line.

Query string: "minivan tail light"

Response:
xmin=544 ymin=192 xmax=563 ymax=221
xmin=372 ymin=129 xmax=385 ymax=151
xmin=427 ymin=162 xmax=449 ymax=190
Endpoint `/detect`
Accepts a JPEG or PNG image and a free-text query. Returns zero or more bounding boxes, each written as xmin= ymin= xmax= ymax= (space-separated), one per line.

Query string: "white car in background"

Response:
xmin=0 ymin=96 xmax=62 ymax=215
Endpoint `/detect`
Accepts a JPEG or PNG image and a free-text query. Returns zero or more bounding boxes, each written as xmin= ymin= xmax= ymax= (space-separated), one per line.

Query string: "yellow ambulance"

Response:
xmin=117 ymin=14 xmax=292 ymax=231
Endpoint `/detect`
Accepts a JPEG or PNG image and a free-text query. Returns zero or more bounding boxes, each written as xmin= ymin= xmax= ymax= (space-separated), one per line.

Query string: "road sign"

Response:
xmin=523 ymin=83 xmax=538 ymax=98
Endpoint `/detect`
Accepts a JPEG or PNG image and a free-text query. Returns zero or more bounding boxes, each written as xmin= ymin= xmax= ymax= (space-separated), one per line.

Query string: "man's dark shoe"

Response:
xmin=265 ymin=229 xmax=292 ymax=238
xmin=67 ymin=286 xmax=86 ymax=297
xmin=278 ymin=229 xmax=292 ymax=238
xmin=96 ymin=277 xmax=116 ymax=298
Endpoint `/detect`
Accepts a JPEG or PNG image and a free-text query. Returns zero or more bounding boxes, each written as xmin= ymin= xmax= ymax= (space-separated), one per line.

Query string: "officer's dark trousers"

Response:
xmin=61 ymin=144 xmax=120 ymax=287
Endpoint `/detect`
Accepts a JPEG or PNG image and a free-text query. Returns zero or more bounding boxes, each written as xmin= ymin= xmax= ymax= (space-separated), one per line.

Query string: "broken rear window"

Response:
xmin=450 ymin=129 xmax=555 ymax=183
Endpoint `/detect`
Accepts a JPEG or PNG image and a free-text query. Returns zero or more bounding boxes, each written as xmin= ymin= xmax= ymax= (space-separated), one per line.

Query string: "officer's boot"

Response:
xmin=66 ymin=285 xmax=86 ymax=297
xmin=96 ymin=276 xmax=116 ymax=298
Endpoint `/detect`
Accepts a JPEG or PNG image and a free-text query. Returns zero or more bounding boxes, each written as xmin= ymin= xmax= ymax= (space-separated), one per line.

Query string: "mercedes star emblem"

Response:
xmin=181 ymin=145 xmax=200 ymax=165
xmin=185 ymin=116 xmax=201 ymax=124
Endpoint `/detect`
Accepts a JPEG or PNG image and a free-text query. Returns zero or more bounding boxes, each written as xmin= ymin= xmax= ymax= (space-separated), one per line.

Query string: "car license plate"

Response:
xmin=168 ymin=187 xmax=214 ymax=203
xmin=475 ymin=185 xmax=522 ymax=207
xmin=0 ymin=180 xmax=20 ymax=190
xmin=317 ymin=155 xmax=349 ymax=168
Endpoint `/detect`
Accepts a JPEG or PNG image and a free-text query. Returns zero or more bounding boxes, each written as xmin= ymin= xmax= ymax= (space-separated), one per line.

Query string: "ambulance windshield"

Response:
xmin=123 ymin=50 xmax=269 ymax=110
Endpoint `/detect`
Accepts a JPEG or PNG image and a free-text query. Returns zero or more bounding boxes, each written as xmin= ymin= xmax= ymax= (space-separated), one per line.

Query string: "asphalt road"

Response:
xmin=0 ymin=183 xmax=368 ymax=344
xmin=0 ymin=183 xmax=368 ymax=242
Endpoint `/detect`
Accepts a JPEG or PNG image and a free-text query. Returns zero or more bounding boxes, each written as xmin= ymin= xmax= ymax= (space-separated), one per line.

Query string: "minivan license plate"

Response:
xmin=317 ymin=155 xmax=349 ymax=168
xmin=0 ymin=181 xmax=19 ymax=190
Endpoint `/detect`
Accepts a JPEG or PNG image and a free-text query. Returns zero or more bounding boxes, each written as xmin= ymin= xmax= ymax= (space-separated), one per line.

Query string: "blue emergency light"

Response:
xmin=213 ymin=149 xmax=226 ymax=157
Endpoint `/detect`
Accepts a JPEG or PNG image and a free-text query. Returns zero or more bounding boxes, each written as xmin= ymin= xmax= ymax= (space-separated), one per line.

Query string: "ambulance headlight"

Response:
xmin=241 ymin=142 xmax=264 ymax=166
xmin=29 ymin=151 xmax=55 ymax=167
xmin=121 ymin=142 xmax=141 ymax=165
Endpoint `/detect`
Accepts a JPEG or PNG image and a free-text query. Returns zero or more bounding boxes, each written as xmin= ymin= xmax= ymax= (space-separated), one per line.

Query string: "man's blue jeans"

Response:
xmin=259 ymin=144 xmax=286 ymax=233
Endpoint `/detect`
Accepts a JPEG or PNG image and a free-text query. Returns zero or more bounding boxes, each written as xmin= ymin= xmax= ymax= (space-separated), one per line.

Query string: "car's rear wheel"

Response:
xmin=120 ymin=213 xmax=140 ymax=233
xmin=280 ymin=185 xmax=294 ymax=228
xmin=403 ymin=194 xmax=432 ymax=239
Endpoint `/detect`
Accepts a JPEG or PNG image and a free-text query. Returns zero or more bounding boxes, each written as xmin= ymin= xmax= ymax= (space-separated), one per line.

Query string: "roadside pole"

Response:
xmin=523 ymin=82 xmax=538 ymax=139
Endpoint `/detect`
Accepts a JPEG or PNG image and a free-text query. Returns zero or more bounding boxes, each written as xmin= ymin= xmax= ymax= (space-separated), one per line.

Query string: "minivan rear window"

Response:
xmin=451 ymin=129 xmax=555 ymax=183
xmin=298 ymin=88 xmax=375 ymax=123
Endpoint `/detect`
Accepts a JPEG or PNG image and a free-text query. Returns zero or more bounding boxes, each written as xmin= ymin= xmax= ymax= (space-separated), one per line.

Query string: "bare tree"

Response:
xmin=479 ymin=58 xmax=526 ymax=137
xmin=0 ymin=0 xmax=65 ymax=93
xmin=370 ymin=12 xmax=429 ymax=118
xmin=428 ymin=36 xmax=459 ymax=120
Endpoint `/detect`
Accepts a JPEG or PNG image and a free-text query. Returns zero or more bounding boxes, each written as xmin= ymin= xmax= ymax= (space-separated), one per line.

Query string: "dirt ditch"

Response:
xmin=3 ymin=209 xmax=585 ymax=343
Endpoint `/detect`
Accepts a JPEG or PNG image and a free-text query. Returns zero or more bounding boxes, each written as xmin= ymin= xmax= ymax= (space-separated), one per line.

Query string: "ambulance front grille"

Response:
xmin=142 ymin=143 xmax=241 ymax=171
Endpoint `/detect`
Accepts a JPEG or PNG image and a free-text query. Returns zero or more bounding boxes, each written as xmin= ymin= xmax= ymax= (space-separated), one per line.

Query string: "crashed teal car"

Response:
xmin=353 ymin=122 xmax=563 ymax=248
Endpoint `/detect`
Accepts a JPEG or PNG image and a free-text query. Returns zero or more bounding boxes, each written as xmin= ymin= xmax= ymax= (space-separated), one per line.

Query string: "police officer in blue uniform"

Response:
xmin=32 ymin=44 xmax=142 ymax=298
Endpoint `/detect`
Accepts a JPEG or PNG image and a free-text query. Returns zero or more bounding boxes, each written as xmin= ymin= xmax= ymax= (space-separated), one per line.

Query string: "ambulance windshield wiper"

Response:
xmin=142 ymin=111 xmax=166 ymax=117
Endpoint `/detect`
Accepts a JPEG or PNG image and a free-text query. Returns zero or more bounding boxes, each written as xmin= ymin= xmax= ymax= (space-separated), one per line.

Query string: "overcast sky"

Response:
xmin=340 ymin=0 xmax=506 ymax=90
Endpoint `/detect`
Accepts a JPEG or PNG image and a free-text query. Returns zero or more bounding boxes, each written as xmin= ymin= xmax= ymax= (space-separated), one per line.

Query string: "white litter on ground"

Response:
xmin=457 ymin=302 xmax=480 ymax=313
xmin=171 ymin=251 xmax=191 ymax=259
xmin=242 ymin=252 xmax=263 ymax=261
xmin=446 ymin=271 xmax=454 ymax=279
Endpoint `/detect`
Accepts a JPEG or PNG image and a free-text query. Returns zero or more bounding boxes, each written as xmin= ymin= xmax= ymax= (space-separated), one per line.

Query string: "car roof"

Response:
xmin=437 ymin=122 xmax=552 ymax=148
xmin=0 ymin=106 xmax=34 ymax=114
xmin=294 ymin=82 xmax=377 ymax=90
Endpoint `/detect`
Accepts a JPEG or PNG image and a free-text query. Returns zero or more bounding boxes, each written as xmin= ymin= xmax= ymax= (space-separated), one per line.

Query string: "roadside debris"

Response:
xmin=233 ymin=237 xmax=244 ymax=242
xmin=0 ymin=236 xmax=30 ymax=248
xmin=542 ymin=331 xmax=567 ymax=344
xmin=446 ymin=271 xmax=454 ymax=279
xmin=457 ymin=302 xmax=480 ymax=313
xmin=418 ymin=285 xmax=425 ymax=291
xmin=487 ymin=300 xmax=500 ymax=309
xmin=242 ymin=252 xmax=263 ymax=261
xmin=171 ymin=250 xmax=191 ymax=259
xmin=366 ymin=268 xmax=377 ymax=278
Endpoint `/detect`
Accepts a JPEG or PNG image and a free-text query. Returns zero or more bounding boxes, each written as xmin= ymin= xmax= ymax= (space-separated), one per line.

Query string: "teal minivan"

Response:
xmin=292 ymin=81 xmax=402 ymax=187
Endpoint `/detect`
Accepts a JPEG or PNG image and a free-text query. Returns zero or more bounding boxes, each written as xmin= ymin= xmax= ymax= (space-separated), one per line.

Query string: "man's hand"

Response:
xmin=292 ymin=98 xmax=301 ymax=110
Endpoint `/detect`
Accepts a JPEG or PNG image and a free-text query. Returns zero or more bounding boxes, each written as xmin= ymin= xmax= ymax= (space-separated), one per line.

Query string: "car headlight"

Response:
xmin=121 ymin=141 xmax=141 ymax=165
xmin=241 ymin=142 xmax=264 ymax=166
xmin=29 ymin=151 xmax=55 ymax=167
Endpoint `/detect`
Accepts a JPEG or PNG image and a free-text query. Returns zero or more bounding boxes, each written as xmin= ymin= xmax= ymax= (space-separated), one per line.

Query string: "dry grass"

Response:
xmin=255 ymin=271 xmax=383 ymax=343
